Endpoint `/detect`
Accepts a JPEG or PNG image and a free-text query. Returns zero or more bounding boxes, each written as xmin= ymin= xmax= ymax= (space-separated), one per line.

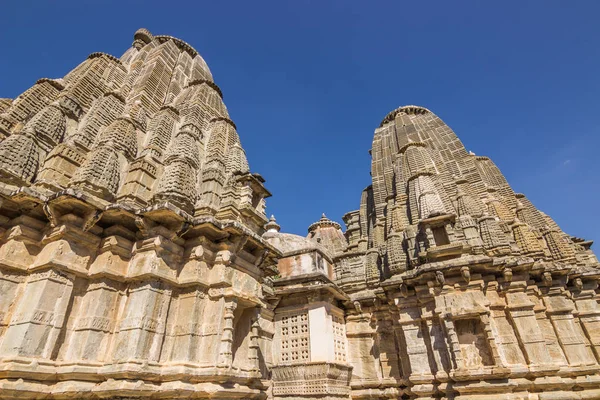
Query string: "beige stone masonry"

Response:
xmin=0 ymin=28 xmax=598 ymax=400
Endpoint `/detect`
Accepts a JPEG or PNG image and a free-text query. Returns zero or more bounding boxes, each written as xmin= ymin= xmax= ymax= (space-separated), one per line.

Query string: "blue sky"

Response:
xmin=1 ymin=1 xmax=599 ymax=242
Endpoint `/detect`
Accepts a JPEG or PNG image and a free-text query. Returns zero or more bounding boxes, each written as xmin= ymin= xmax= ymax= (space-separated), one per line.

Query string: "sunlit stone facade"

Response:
xmin=0 ymin=29 xmax=598 ymax=399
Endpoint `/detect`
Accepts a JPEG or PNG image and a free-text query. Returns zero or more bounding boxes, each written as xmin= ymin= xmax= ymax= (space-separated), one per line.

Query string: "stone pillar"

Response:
xmin=0 ymin=269 xmax=74 ymax=359
xmin=373 ymin=311 xmax=402 ymax=383
xmin=504 ymin=284 xmax=554 ymax=369
xmin=479 ymin=313 xmax=504 ymax=367
xmin=218 ymin=297 xmax=237 ymax=368
xmin=64 ymin=279 xmax=122 ymax=362
xmin=394 ymin=299 xmax=434 ymax=382
xmin=308 ymin=303 xmax=334 ymax=362
xmin=424 ymin=227 xmax=435 ymax=249
xmin=258 ymin=306 xmax=275 ymax=378
xmin=542 ymin=284 xmax=597 ymax=366
xmin=0 ymin=270 xmax=25 ymax=339
xmin=111 ymin=280 xmax=172 ymax=362
xmin=527 ymin=286 xmax=568 ymax=367
xmin=346 ymin=311 xmax=380 ymax=383
xmin=420 ymin=299 xmax=450 ymax=379
xmin=485 ymin=282 xmax=527 ymax=368
xmin=160 ymin=287 xmax=207 ymax=363
xmin=571 ymin=279 xmax=600 ymax=362
xmin=249 ymin=315 xmax=261 ymax=372
xmin=440 ymin=312 xmax=463 ymax=371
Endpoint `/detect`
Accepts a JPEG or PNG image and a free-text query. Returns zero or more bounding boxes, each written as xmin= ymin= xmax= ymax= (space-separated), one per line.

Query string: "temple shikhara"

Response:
xmin=0 ymin=29 xmax=599 ymax=400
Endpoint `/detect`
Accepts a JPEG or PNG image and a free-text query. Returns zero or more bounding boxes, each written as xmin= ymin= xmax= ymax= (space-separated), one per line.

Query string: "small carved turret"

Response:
xmin=543 ymin=225 xmax=576 ymax=262
xmin=264 ymin=215 xmax=281 ymax=233
xmin=307 ymin=213 xmax=347 ymax=255
xmin=455 ymin=184 xmax=484 ymax=254
xmin=0 ymin=103 xmax=66 ymax=185
xmin=386 ymin=203 xmax=408 ymax=274
xmin=0 ymin=78 xmax=63 ymax=139
xmin=0 ymin=98 xmax=12 ymax=113
xmin=478 ymin=212 xmax=511 ymax=256
xmin=153 ymin=124 xmax=201 ymax=212
xmin=70 ymin=117 xmax=137 ymax=200
xmin=511 ymin=216 xmax=544 ymax=257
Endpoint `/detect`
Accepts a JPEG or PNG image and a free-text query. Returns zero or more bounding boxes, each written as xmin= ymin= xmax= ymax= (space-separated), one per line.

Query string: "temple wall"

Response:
xmin=344 ymin=270 xmax=600 ymax=399
xmin=0 ymin=213 xmax=275 ymax=397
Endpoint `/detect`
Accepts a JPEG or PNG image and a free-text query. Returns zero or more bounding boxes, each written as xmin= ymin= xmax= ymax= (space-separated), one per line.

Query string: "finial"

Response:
xmin=307 ymin=212 xmax=341 ymax=233
xmin=264 ymin=215 xmax=280 ymax=233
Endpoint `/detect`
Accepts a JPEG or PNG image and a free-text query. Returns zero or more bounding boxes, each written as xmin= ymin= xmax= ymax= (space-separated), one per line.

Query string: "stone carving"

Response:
xmin=277 ymin=312 xmax=310 ymax=364
xmin=0 ymin=29 xmax=278 ymax=400
xmin=323 ymin=105 xmax=600 ymax=399
xmin=0 ymin=29 xmax=599 ymax=400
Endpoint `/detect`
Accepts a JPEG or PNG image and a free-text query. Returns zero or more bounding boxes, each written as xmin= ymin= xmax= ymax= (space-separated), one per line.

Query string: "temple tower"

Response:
xmin=0 ymin=28 xmax=599 ymax=400
xmin=0 ymin=29 xmax=280 ymax=399
xmin=332 ymin=105 xmax=600 ymax=399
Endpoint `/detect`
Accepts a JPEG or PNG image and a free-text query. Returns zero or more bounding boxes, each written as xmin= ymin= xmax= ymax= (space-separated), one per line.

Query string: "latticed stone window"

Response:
xmin=279 ymin=312 xmax=310 ymax=364
xmin=332 ymin=314 xmax=347 ymax=362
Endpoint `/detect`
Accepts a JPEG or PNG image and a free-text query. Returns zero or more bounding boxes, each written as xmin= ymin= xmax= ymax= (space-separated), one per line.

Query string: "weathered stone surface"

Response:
xmin=0 ymin=29 xmax=599 ymax=400
xmin=0 ymin=29 xmax=278 ymax=400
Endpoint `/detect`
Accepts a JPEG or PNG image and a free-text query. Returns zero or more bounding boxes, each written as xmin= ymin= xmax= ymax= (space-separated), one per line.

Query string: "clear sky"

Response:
xmin=1 ymin=1 xmax=599 ymax=242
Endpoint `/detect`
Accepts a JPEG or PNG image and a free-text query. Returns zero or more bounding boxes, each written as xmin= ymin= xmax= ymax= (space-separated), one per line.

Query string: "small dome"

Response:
xmin=307 ymin=214 xmax=347 ymax=255
xmin=0 ymin=134 xmax=42 ymax=184
xmin=264 ymin=215 xmax=281 ymax=233
xmin=263 ymin=231 xmax=331 ymax=258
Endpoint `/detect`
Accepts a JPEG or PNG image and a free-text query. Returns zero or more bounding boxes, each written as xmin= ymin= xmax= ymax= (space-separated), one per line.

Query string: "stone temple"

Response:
xmin=0 ymin=29 xmax=598 ymax=400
